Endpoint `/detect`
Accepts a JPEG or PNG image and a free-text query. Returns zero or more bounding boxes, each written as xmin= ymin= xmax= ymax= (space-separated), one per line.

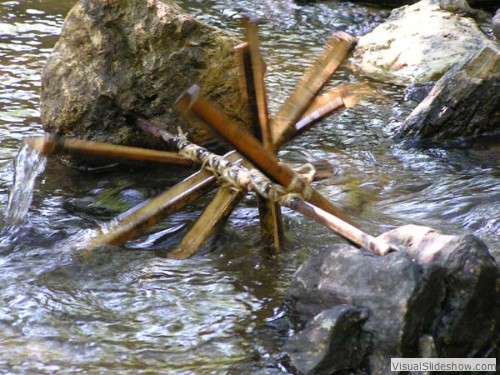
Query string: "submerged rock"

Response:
xmin=285 ymin=305 xmax=371 ymax=375
xmin=399 ymin=45 xmax=500 ymax=141
xmin=352 ymin=0 xmax=495 ymax=83
xmin=286 ymin=225 xmax=499 ymax=374
xmin=41 ymin=0 xmax=248 ymax=149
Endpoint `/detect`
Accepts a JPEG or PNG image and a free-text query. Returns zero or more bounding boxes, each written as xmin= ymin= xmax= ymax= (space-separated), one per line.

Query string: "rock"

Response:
xmin=403 ymin=82 xmax=435 ymax=102
xmin=493 ymin=8 xmax=500 ymax=40
xmin=285 ymin=305 xmax=371 ymax=375
xmin=286 ymin=225 xmax=499 ymax=374
xmin=352 ymin=0 xmax=495 ymax=83
xmin=399 ymin=45 xmax=500 ymax=141
xmin=287 ymin=243 xmax=445 ymax=374
xmin=41 ymin=0 xmax=248 ymax=150
xmin=469 ymin=1 xmax=500 ymax=12
xmin=378 ymin=225 xmax=500 ymax=358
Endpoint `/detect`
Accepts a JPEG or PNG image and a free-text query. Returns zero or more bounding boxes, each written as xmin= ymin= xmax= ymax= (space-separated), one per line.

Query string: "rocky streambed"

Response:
xmin=1 ymin=0 xmax=499 ymax=374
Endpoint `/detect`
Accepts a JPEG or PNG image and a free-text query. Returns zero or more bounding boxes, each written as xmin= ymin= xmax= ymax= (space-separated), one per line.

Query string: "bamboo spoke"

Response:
xmin=241 ymin=17 xmax=273 ymax=152
xmin=271 ymin=32 xmax=356 ymax=146
xmin=24 ymin=135 xmax=192 ymax=166
xmin=238 ymin=22 xmax=284 ymax=252
xmin=168 ymin=188 xmax=243 ymax=259
xmin=86 ymin=168 xmax=218 ymax=250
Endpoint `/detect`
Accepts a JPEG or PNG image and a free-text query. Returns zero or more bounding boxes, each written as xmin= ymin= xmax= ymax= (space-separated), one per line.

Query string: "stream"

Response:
xmin=0 ymin=0 xmax=499 ymax=374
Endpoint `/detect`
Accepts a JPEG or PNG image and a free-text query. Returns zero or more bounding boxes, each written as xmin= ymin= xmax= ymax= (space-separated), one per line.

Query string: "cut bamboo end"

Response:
xmin=175 ymin=85 xmax=201 ymax=117
xmin=331 ymin=31 xmax=358 ymax=47
xmin=341 ymin=87 xmax=359 ymax=109
xmin=24 ymin=135 xmax=57 ymax=155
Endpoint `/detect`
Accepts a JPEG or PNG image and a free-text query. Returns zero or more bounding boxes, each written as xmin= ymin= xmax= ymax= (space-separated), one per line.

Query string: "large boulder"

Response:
xmin=352 ymin=0 xmax=496 ymax=83
xmin=41 ymin=0 xmax=249 ymax=149
xmin=286 ymin=225 xmax=500 ymax=375
xmin=399 ymin=45 xmax=500 ymax=141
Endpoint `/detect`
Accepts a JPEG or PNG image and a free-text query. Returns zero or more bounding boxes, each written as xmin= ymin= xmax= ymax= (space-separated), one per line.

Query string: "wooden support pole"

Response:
xmin=24 ymin=134 xmax=192 ymax=166
xmin=175 ymin=85 xmax=353 ymax=225
xmin=271 ymin=32 xmax=357 ymax=146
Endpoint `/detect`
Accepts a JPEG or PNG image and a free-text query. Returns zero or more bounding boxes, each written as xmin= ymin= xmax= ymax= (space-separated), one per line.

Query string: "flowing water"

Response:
xmin=0 ymin=1 xmax=498 ymax=374
xmin=4 ymin=144 xmax=47 ymax=226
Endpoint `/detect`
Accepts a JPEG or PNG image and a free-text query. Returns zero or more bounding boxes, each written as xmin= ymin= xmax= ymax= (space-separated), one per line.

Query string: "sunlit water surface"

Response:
xmin=0 ymin=0 xmax=498 ymax=373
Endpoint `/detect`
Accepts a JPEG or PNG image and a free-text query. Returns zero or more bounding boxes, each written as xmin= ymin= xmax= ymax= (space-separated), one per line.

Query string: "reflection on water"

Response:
xmin=0 ymin=0 xmax=499 ymax=374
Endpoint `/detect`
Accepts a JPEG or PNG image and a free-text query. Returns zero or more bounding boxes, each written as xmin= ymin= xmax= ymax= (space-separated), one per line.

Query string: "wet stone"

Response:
xmin=399 ymin=45 xmax=500 ymax=142
xmin=286 ymin=225 xmax=500 ymax=375
xmin=41 ymin=0 xmax=249 ymax=150
xmin=285 ymin=305 xmax=371 ymax=375
xmin=352 ymin=0 xmax=495 ymax=83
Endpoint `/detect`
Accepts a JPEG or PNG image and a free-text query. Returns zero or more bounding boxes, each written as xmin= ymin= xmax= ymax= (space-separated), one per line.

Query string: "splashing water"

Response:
xmin=4 ymin=143 xmax=47 ymax=226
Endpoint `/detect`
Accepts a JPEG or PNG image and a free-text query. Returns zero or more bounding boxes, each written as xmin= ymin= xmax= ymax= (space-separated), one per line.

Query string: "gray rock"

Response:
xmin=399 ymin=45 xmax=500 ymax=141
xmin=287 ymin=225 xmax=499 ymax=374
xmin=493 ymin=8 xmax=500 ymax=40
xmin=287 ymin=244 xmax=445 ymax=375
xmin=378 ymin=226 xmax=500 ymax=359
xmin=41 ymin=0 xmax=249 ymax=149
xmin=352 ymin=0 xmax=495 ymax=83
xmin=286 ymin=305 xmax=371 ymax=375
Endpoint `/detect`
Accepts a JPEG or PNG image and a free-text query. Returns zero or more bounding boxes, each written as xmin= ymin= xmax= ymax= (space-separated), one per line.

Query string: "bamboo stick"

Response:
xmin=237 ymin=27 xmax=284 ymax=252
xmin=176 ymin=88 xmax=394 ymax=256
xmin=175 ymin=85 xmax=353 ymax=224
xmin=168 ymin=188 xmax=243 ymax=259
xmin=271 ymin=32 xmax=357 ymax=146
xmin=86 ymin=169 xmax=217 ymax=248
xmin=235 ymin=42 xmax=260 ymax=133
xmin=86 ymin=152 xmax=243 ymax=249
xmin=241 ymin=17 xmax=274 ymax=153
xmin=287 ymin=198 xmax=394 ymax=256
xmin=24 ymin=134 xmax=192 ymax=166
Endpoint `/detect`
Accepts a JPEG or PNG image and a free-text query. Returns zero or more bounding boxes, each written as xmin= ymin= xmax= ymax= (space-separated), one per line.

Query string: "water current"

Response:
xmin=0 ymin=1 xmax=498 ymax=374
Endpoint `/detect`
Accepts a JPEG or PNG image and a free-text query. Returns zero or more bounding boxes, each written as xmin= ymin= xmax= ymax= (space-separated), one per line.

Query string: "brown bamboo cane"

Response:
xmin=134 ymin=116 xmax=393 ymax=256
xmin=85 ymin=168 xmax=218 ymax=248
xmin=83 ymin=80 xmax=357 ymax=252
xmin=271 ymin=31 xmax=357 ymax=146
xmin=176 ymin=85 xmax=353 ymax=220
xmin=241 ymin=17 xmax=274 ymax=152
xmin=174 ymin=87 xmax=397 ymax=254
xmin=24 ymin=134 xmax=192 ymax=166
xmin=287 ymin=198 xmax=394 ymax=256
xmin=236 ymin=32 xmax=284 ymax=252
